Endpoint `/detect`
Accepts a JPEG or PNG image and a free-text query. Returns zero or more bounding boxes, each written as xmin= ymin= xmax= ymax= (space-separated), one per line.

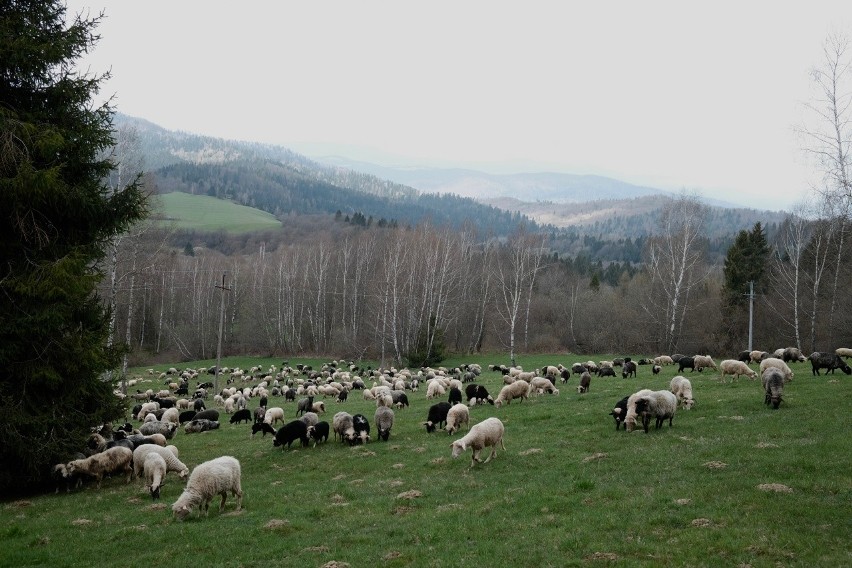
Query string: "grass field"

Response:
xmin=2 ymin=353 xmax=850 ymax=567
xmin=153 ymin=192 xmax=281 ymax=233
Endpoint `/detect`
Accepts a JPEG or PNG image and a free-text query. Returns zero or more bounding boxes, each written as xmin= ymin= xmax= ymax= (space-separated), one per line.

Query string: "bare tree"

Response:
xmin=767 ymin=212 xmax=808 ymax=349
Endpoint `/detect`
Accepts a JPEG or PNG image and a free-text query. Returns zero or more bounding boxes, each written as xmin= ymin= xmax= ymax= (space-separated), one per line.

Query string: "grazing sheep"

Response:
xmin=352 ymin=413 xmax=370 ymax=444
xmin=178 ymin=410 xmax=197 ymax=424
xmin=229 ymin=408 xmax=252 ymax=424
xmin=66 ymin=446 xmax=133 ymax=489
xmin=571 ymin=362 xmax=586 ymax=375
xmin=610 ymin=396 xmax=630 ymax=430
xmin=759 ymin=358 xmax=795 ymax=383
xmin=273 ymin=420 xmax=310 ymax=449
xmin=264 ymin=407 xmax=285 ymax=425
xmin=253 ymin=406 xmax=266 ymax=424
xmin=161 ymin=407 xmax=179 ymax=425
xmin=621 ymin=361 xmax=637 ymax=378
xmin=577 ymin=371 xmax=591 ymax=394
xmin=653 ymin=355 xmax=674 ymax=366
xmin=494 ymin=380 xmax=530 ymax=408
xmin=719 ymin=359 xmax=758 ymax=382
xmin=465 ymin=384 xmax=494 ymax=406
xmin=622 ymin=389 xmax=654 ymax=432
xmin=762 ymin=367 xmax=786 ymax=409
xmin=390 ymin=391 xmax=409 ymax=408
xmin=450 ymin=417 xmax=506 ymax=469
xmin=172 ymin=456 xmax=242 ymax=520
xmin=296 ymin=396 xmax=314 ymax=417
xmin=132 ymin=444 xmax=189 ymax=480
xmin=426 ymin=380 xmax=446 ymax=399
xmin=528 ymin=376 xmax=559 ymax=396
xmin=750 ymin=350 xmax=768 ymax=364
xmin=143 ymin=452 xmax=167 ymax=500
xmin=626 ymin=390 xmax=678 ymax=433
xmin=652 ymin=364 xmax=661 ymax=375
xmin=423 ymin=402 xmax=452 ymax=433
xmin=808 ymin=352 xmax=852 ymax=376
xmin=782 ymin=347 xmax=806 ymax=362
xmin=193 ymin=408 xmax=219 ymax=422
xmin=332 ymin=412 xmax=356 ymax=444
xmin=677 ymin=356 xmax=696 ymax=373
xmin=184 ymin=419 xmax=220 ymax=434
xmin=669 ymin=376 xmax=695 ymax=409
xmin=138 ymin=421 xmax=178 ymax=440
xmin=306 ymin=421 xmax=330 ymax=446
xmin=52 ymin=462 xmax=85 ymax=493
xmin=835 ymin=347 xmax=852 ymax=359
xmin=251 ymin=422 xmax=276 ymax=438
xmin=693 ymin=355 xmax=717 ymax=371
xmin=311 ymin=401 xmax=326 ymax=414
xmin=445 ymin=403 xmax=470 ymax=435
xmin=448 ymin=387 xmax=463 ymax=405
xmin=597 ymin=366 xmax=616 ymax=378
xmin=374 ymin=406 xmax=395 ymax=441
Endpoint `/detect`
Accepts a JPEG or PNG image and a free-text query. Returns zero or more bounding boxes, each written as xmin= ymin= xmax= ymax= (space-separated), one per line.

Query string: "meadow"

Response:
xmin=154 ymin=192 xmax=282 ymax=233
xmin=1 ymin=354 xmax=849 ymax=568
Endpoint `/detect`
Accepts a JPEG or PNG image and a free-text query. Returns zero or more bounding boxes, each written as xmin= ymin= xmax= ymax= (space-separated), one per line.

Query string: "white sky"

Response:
xmin=66 ymin=0 xmax=852 ymax=210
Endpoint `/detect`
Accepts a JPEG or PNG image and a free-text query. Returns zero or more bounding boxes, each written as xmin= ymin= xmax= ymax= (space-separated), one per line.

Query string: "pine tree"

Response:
xmin=0 ymin=1 xmax=148 ymax=492
xmin=720 ymin=223 xmax=769 ymax=348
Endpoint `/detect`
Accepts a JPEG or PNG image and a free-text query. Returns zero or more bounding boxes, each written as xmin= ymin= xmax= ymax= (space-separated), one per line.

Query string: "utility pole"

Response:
xmin=746 ymin=280 xmax=755 ymax=351
xmin=214 ymin=272 xmax=231 ymax=395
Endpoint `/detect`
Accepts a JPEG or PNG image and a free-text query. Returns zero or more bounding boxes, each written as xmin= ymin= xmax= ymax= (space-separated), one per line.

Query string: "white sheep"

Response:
xmin=527 ymin=376 xmax=559 ymax=396
xmin=374 ymin=406 xmax=394 ymax=441
xmin=66 ymin=446 xmax=133 ymax=489
xmin=172 ymin=456 xmax=243 ymax=520
xmin=625 ymin=390 xmax=677 ymax=433
xmin=426 ymin=380 xmax=446 ymax=399
xmin=132 ymin=444 xmax=189 ymax=479
xmin=264 ymin=406 xmax=285 ymax=425
xmin=332 ymin=411 xmax=355 ymax=444
xmin=669 ymin=376 xmax=695 ymax=409
xmin=136 ymin=401 xmax=159 ymax=421
xmin=693 ymin=355 xmax=717 ymax=371
xmin=759 ymin=357 xmax=794 ymax=383
xmin=161 ymin=407 xmax=179 ymax=425
xmin=749 ymin=350 xmax=767 ymax=364
xmin=653 ymin=355 xmax=674 ymax=366
xmin=835 ymin=347 xmax=852 ymax=359
xmin=143 ymin=452 xmax=167 ymax=500
xmin=494 ymin=380 xmax=530 ymax=407
xmin=445 ymin=403 xmax=470 ymax=435
xmin=719 ymin=359 xmax=758 ymax=382
xmin=622 ymin=389 xmax=654 ymax=432
xmin=450 ymin=417 xmax=506 ymax=468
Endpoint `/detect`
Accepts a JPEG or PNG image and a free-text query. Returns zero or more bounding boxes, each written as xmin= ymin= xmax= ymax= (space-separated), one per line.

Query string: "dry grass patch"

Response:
xmin=675 ymin=498 xmax=692 ymax=505
xmin=264 ymin=519 xmax=290 ymax=531
xmin=322 ymin=562 xmax=350 ymax=568
xmin=755 ymin=442 xmax=779 ymax=448
xmin=582 ymin=452 xmax=607 ymax=463
xmin=7 ymin=500 xmax=32 ymax=509
xmin=519 ymin=448 xmax=543 ymax=456
xmin=703 ymin=461 xmax=728 ymax=470
xmin=757 ymin=483 xmax=793 ymax=493
xmin=396 ymin=490 xmax=422 ymax=500
xmin=586 ymin=552 xmax=619 ymax=561
xmin=147 ymin=503 xmax=166 ymax=511
xmin=382 ymin=551 xmax=403 ymax=561
xmin=691 ymin=518 xmax=713 ymax=528
xmin=392 ymin=463 xmax=405 ymax=469
xmin=303 ymin=545 xmax=329 ymax=553
xmin=71 ymin=519 xmax=92 ymax=526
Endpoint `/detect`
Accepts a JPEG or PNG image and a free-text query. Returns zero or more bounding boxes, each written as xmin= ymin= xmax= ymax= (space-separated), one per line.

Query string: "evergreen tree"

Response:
xmin=0 ymin=1 xmax=148 ymax=492
xmin=720 ymin=223 xmax=769 ymax=348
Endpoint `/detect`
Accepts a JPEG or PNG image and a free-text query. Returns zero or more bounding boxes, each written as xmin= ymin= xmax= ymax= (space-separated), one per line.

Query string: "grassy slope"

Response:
xmin=153 ymin=192 xmax=281 ymax=233
xmin=1 ymin=354 xmax=849 ymax=567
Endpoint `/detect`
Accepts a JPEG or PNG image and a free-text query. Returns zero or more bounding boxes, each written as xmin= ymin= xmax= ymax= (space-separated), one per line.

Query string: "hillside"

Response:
xmin=152 ymin=192 xmax=281 ymax=233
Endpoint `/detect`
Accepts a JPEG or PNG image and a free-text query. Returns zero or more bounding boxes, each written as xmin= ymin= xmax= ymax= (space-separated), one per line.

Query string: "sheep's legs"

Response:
xmin=219 ymin=491 xmax=228 ymax=512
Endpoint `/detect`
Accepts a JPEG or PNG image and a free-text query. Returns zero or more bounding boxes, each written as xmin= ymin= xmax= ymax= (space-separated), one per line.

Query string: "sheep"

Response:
xmin=693 ymin=355 xmax=717 ymax=372
xmin=311 ymin=401 xmax=326 ymax=414
xmin=750 ymin=350 xmax=768 ymax=364
xmin=577 ymin=371 xmax=591 ymax=394
xmin=374 ymin=406 xmax=395 ymax=441
xmin=610 ymin=396 xmax=630 ymax=430
xmin=450 ymin=417 xmax=506 ymax=468
xmin=626 ymin=390 xmax=678 ymax=433
xmin=332 ymin=412 xmax=356 ymax=444
xmin=597 ymin=366 xmax=616 ymax=378
xmin=781 ymin=347 xmax=806 ymax=362
xmin=172 ymin=456 xmax=242 ymax=520
xmin=193 ymin=408 xmax=219 ymax=422
xmin=653 ymin=355 xmax=674 ymax=366
xmin=253 ymin=406 xmax=266 ymax=424
xmin=132 ymin=443 xmax=189 ymax=479
xmin=762 ymin=367 xmax=786 ymax=409
xmin=52 ymin=461 xmax=86 ymax=493
xmin=229 ymin=408 xmax=252 ymax=424
xmin=352 ymin=413 xmax=370 ymax=444
xmin=571 ymin=362 xmax=586 ymax=375
xmin=528 ymin=376 xmax=559 ymax=396
xmin=296 ymin=396 xmax=314 ymax=417
xmin=66 ymin=446 xmax=133 ymax=489
xmin=445 ymin=403 xmax=470 ymax=435
xmin=808 ymin=352 xmax=852 ymax=376
xmin=652 ymin=364 xmax=661 ymax=375
xmin=273 ymin=420 xmax=310 ymax=449
xmin=251 ymin=422 xmax=276 ymax=437
xmin=719 ymin=359 xmax=758 ymax=382
xmin=390 ymin=391 xmax=409 ymax=408
xmin=423 ymin=402 xmax=452 ymax=433
xmin=184 ymin=419 xmax=220 ymax=434
xmin=143 ymin=452 xmax=167 ymax=500
xmin=669 ymin=376 xmax=695 ymax=409
xmin=161 ymin=407 xmax=179 ymax=425
xmin=376 ymin=392 xmax=394 ymax=408
xmin=759 ymin=357 xmax=794 ymax=383
xmin=299 ymin=411 xmax=320 ymax=430
xmin=306 ymin=421 xmax=330 ymax=446
xmin=465 ymin=384 xmax=494 ymax=406
xmin=448 ymin=386 xmax=463 ymax=405
xmin=622 ymin=389 xmax=654 ymax=432
xmin=138 ymin=421 xmax=177 ymax=439
xmin=494 ymin=380 xmax=530 ymax=408
xmin=178 ymin=410 xmax=197 ymax=424
xmin=426 ymin=380 xmax=446 ymax=399
xmin=621 ymin=361 xmax=637 ymax=378
xmin=264 ymin=407 xmax=285 ymax=425
xmin=677 ymin=356 xmax=696 ymax=373
xmin=136 ymin=401 xmax=160 ymax=421
xmin=835 ymin=347 xmax=852 ymax=359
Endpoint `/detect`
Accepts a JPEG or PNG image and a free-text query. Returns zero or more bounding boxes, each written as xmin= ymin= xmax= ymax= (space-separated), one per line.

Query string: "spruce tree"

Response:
xmin=0 ymin=1 xmax=147 ymax=492
xmin=720 ymin=223 xmax=769 ymax=348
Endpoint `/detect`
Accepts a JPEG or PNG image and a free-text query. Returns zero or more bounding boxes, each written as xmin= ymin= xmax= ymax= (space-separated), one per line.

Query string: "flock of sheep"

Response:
xmin=51 ymin=346 xmax=851 ymax=519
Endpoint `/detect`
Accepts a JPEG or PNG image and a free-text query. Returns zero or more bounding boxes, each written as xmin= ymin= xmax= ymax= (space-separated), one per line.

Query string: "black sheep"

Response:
xmin=559 ymin=368 xmax=571 ymax=383
xmin=352 ymin=413 xmax=370 ymax=444
xmin=423 ymin=402 xmax=452 ymax=433
xmin=448 ymin=387 xmax=463 ymax=405
xmin=610 ymin=396 xmax=630 ymax=430
xmin=193 ymin=408 xmax=219 ymax=422
xmin=390 ymin=391 xmax=408 ymax=408
xmin=259 ymin=395 xmax=268 ymax=408
xmin=808 ymin=352 xmax=852 ymax=375
xmin=251 ymin=422 xmax=276 ymax=438
xmin=621 ymin=361 xmax=637 ymax=378
xmin=193 ymin=398 xmax=206 ymax=412
xmin=337 ymin=390 xmax=348 ymax=403
xmin=307 ymin=421 xmax=330 ymax=446
xmin=737 ymin=350 xmax=752 ymax=363
xmin=284 ymin=388 xmax=296 ymax=402
xmin=229 ymin=408 xmax=252 ymax=424
xmin=296 ymin=396 xmax=314 ymax=416
xmin=273 ymin=420 xmax=309 ymax=449
xmin=178 ymin=410 xmax=197 ymax=424
xmin=678 ymin=356 xmax=696 ymax=373
xmin=597 ymin=367 xmax=616 ymax=378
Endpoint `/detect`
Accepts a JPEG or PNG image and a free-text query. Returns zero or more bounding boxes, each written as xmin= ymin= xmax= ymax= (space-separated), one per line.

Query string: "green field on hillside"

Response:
xmin=2 ymin=354 xmax=849 ymax=567
xmin=153 ymin=192 xmax=281 ymax=233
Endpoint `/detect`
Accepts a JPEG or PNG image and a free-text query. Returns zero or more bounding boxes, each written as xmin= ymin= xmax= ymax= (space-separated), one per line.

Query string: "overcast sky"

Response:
xmin=66 ymin=0 xmax=851 ymax=210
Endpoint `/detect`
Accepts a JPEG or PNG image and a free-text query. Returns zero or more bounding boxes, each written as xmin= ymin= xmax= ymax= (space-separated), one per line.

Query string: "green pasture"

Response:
xmin=1 ymin=353 xmax=849 ymax=567
xmin=154 ymin=192 xmax=281 ymax=233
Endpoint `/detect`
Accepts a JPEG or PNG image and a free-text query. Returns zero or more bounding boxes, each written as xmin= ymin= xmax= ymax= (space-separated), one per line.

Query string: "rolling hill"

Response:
xmin=152 ymin=192 xmax=281 ymax=233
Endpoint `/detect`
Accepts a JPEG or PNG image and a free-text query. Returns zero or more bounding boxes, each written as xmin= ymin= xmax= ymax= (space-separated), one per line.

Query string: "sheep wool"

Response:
xmin=494 ymin=380 xmax=530 ymax=408
xmin=445 ymin=403 xmax=470 ymax=435
xmin=627 ymin=390 xmax=678 ymax=433
xmin=762 ymin=367 xmax=785 ymax=409
xmin=374 ymin=406 xmax=394 ymax=441
xmin=143 ymin=452 xmax=167 ymax=500
xmin=450 ymin=417 xmax=506 ymax=468
xmin=133 ymin=444 xmax=189 ymax=480
xmin=172 ymin=456 xmax=243 ymax=520
xmin=759 ymin=357 xmax=794 ymax=383
xmin=66 ymin=446 xmax=133 ymax=489
xmin=669 ymin=376 xmax=694 ymax=409
xmin=719 ymin=359 xmax=758 ymax=382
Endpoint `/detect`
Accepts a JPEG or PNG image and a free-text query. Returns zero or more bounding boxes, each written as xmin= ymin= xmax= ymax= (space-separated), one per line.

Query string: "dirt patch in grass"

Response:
xmin=322 ymin=562 xmax=350 ymax=568
xmin=519 ymin=448 xmax=542 ymax=456
xmin=691 ymin=518 xmax=713 ymax=528
xmin=396 ymin=490 xmax=422 ymax=500
xmin=703 ymin=461 xmax=728 ymax=470
xmin=582 ymin=452 xmax=607 ymax=463
xmin=675 ymin=498 xmax=692 ymax=505
xmin=586 ymin=552 xmax=619 ymax=561
xmin=147 ymin=503 xmax=166 ymax=511
xmin=7 ymin=500 xmax=32 ymax=509
xmin=757 ymin=483 xmax=793 ymax=493
xmin=71 ymin=519 xmax=92 ymax=526
xmin=755 ymin=442 xmax=779 ymax=448
xmin=412 ymin=446 xmax=427 ymax=453
xmin=303 ymin=545 xmax=329 ymax=553
xmin=392 ymin=463 xmax=405 ymax=469
xmin=393 ymin=506 xmax=414 ymax=515
xmin=382 ymin=551 xmax=403 ymax=561
xmin=264 ymin=519 xmax=290 ymax=531
xmin=437 ymin=503 xmax=463 ymax=512
xmin=430 ymin=457 xmax=446 ymax=464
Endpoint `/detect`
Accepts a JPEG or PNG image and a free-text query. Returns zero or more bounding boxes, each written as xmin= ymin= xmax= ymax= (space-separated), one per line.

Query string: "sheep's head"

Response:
xmin=450 ymin=440 xmax=466 ymax=458
xmin=423 ymin=421 xmax=436 ymax=433
xmin=150 ymin=483 xmax=162 ymax=501
xmin=178 ymin=468 xmax=189 ymax=479
xmin=172 ymin=503 xmax=191 ymax=520
xmin=683 ymin=398 xmax=695 ymax=410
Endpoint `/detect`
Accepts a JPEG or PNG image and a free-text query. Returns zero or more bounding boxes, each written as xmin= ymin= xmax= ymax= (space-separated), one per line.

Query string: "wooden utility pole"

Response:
xmin=214 ymin=272 xmax=231 ymax=395
xmin=746 ymin=280 xmax=755 ymax=351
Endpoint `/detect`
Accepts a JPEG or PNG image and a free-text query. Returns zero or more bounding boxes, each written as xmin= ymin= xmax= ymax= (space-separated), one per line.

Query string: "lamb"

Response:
xmin=465 ymin=384 xmax=494 ymax=406
xmin=66 ymin=446 xmax=133 ymax=489
xmin=719 ymin=359 xmax=758 ymax=382
xmin=527 ymin=376 xmax=559 ymax=396
xmin=143 ymin=452 xmax=167 ymax=500
xmin=138 ymin=421 xmax=177 ymax=439
xmin=264 ymin=407 xmax=285 ymax=425
xmin=352 ymin=413 xmax=370 ymax=444
xmin=184 ymin=418 xmax=220 ymax=434
xmin=577 ymin=371 xmax=591 ymax=394
xmin=273 ymin=420 xmax=310 ymax=449
xmin=132 ymin=443 xmax=189 ymax=479
xmin=759 ymin=357 xmax=794 ymax=383
xmin=626 ymin=390 xmax=678 ymax=433
xmin=494 ymin=380 xmax=530 ymax=408
xmin=332 ymin=411 xmax=356 ymax=444
xmin=669 ymin=376 xmax=695 ymax=409
xmin=449 ymin=417 xmax=506 ymax=468
xmin=374 ymin=406 xmax=395 ymax=441
xmin=306 ymin=421 xmax=330 ymax=446
xmin=808 ymin=351 xmax=852 ymax=376
xmin=423 ymin=402 xmax=452 ymax=433
xmin=610 ymin=396 xmax=630 ymax=430
xmin=172 ymin=456 xmax=242 ymax=520
xmin=229 ymin=408 xmax=252 ymax=424
xmin=693 ymin=355 xmax=717 ymax=371
xmin=445 ymin=403 xmax=470 ymax=435
xmin=762 ymin=367 xmax=785 ymax=409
